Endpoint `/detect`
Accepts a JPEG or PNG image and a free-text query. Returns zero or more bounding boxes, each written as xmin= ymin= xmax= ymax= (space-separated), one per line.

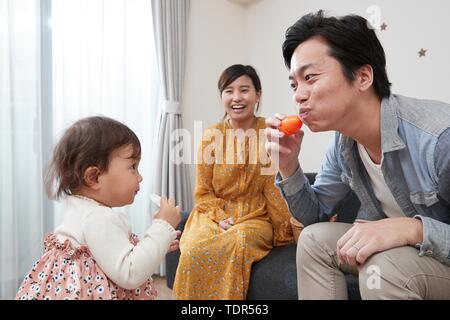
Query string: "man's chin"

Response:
xmin=305 ymin=122 xmax=326 ymax=133
xmin=304 ymin=123 xmax=317 ymax=133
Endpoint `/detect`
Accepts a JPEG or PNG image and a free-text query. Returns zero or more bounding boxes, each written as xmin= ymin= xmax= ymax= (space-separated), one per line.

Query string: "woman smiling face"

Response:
xmin=221 ymin=75 xmax=261 ymax=127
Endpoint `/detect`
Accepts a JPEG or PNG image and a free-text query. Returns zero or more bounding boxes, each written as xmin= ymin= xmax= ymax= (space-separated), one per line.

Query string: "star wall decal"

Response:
xmin=380 ymin=22 xmax=387 ymax=31
xmin=418 ymin=48 xmax=427 ymax=57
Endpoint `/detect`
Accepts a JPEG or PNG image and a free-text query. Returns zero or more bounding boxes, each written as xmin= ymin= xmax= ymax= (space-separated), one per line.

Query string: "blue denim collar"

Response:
xmin=380 ymin=95 xmax=406 ymax=153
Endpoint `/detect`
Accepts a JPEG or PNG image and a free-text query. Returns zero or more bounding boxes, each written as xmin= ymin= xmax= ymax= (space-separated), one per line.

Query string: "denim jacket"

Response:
xmin=276 ymin=94 xmax=450 ymax=266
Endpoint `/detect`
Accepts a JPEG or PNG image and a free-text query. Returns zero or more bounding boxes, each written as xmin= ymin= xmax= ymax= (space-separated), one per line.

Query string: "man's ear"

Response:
xmin=357 ymin=64 xmax=374 ymax=92
xmin=84 ymin=167 xmax=101 ymax=189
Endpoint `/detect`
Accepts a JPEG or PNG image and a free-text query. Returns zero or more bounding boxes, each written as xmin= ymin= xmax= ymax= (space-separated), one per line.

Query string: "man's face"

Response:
xmin=289 ymin=36 xmax=358 ymax=132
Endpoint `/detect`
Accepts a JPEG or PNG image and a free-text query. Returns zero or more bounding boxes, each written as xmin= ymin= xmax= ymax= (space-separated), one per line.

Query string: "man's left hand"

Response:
xmin=336 ymin=217 xmax=423 ymax=267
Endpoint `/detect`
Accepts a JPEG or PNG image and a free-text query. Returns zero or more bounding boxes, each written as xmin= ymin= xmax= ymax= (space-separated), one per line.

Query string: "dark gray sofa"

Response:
xmin=165 ymin=173 xmax=362 ymax=300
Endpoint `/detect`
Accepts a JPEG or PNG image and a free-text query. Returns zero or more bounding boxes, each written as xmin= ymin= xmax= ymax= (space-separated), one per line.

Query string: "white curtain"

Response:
xmin=51 ymin=0 xmax=160 ymax=234
xmin=0 ymin=0 xmax=44 ymax=300
xmin=151 ymin=0 xmax=192 ymax=276
xmin=0 ymin=0 xmax=160 ymax=299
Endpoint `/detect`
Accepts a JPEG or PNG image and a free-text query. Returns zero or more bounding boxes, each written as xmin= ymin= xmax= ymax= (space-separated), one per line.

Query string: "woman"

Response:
xmin=173 ymin=64 xmax=294 ymax=300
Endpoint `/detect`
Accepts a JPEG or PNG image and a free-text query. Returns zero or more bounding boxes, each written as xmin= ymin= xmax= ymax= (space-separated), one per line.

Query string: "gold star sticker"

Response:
xmin=380 ymin=23 xmax=387 ymax=31
xmin=418 ymin=48 xmax=427 ymax=57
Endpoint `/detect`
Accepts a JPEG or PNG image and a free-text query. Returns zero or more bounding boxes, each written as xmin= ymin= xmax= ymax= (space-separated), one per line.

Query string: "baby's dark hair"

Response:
xmin=45 ymin=116 xmax=141 ymax=199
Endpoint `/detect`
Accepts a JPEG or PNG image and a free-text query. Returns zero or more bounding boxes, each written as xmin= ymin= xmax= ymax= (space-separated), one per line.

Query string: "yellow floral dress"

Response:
xmin=173 ymin=117 xmax=294 ymax=300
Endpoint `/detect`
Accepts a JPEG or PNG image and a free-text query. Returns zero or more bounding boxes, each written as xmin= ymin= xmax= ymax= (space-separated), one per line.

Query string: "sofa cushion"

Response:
xmin=247 ymin=244 xmax=361 ymax=300
xmin=247 ymin=244 xmax=297 ymax=300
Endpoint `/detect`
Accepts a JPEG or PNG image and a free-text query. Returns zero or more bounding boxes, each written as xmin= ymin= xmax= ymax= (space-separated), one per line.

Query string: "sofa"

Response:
xmin=165 ymin=173 xmax=362 ymax=300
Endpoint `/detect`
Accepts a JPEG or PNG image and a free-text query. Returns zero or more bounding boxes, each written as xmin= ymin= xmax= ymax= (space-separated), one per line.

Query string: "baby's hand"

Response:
xmin=153 ymin=196 xmax=181 ymax=229
xmin=167 ymin=230 xmax=182 ymax=253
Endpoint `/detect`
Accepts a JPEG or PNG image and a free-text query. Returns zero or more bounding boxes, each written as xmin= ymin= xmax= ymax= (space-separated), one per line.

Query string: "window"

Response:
xmin=0 ymin=0 xmax=160 ymax=299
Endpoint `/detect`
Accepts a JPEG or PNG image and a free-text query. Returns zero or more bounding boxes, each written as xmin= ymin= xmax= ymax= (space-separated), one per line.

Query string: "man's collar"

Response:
xmin=380 ymin=95 xmax=406 ymax=153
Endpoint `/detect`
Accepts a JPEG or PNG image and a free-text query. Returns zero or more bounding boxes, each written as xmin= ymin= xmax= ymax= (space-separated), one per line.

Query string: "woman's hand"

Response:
xmin=265 ymin=114 xmax=304 ymax=179
xmin=218 ymin=217 xmax=235 ymax=232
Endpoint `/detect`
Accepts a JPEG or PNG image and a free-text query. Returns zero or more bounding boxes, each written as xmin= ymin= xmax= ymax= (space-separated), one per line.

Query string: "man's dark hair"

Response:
xmin=282 ymin=10 xmax=391 ymax=99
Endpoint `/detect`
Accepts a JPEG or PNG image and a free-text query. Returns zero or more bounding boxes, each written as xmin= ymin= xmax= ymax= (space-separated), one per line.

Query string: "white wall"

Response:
xmin=182 ymin=0 xmax=249 ymax=181
xmin=183 ymin=0 xmax=450 ymax=188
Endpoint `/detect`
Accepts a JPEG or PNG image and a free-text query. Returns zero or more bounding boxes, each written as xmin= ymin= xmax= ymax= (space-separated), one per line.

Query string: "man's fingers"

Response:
xmin=356 ymin=242 xmax=376 ymax=265
xmin=344 ymin=243 xmax=361 ymax=267
xmin=274 ymin=113 xmax=287 ymax=121
xmin=292 ymin=130 xmax=305 ymax=142
xmin=336 ymin=226 xmax=355 ymax=250
xmin=265 ymin=114 xmax=287 ymax=129
xmin=264 ymin=127 xmax=285 ymax=142
xmin=265 ymin=141 xmax=292 ymax=155
xmin=336 ymin=227 xmax=356 ymax=266
xmin=265 ymin=117 xmax=281 ymax=129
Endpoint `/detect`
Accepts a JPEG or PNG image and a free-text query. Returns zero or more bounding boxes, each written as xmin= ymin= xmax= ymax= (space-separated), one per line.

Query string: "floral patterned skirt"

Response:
xmin=15 ymin=233 xmax=157 ymax=300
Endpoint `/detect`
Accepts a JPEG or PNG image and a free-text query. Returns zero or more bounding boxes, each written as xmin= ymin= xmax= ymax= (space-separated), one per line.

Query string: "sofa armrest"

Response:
xmin=165 ymin=211 xmax=190 ymax=289
xmin=176 ymin=211 xmax=191 ymax=232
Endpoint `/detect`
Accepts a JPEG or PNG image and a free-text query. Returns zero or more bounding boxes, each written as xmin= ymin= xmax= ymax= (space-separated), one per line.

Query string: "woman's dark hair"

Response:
xmin=282 ymin=10 xmax=391 ymax=99
xmin=45 ymin=116 xmax=141 ymax=199
xmin=218 ymin=64 xmax=262 ymax=118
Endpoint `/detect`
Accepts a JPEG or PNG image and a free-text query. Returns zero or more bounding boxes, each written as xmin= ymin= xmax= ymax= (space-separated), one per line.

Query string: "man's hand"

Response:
xmin=265 ymin=114 xmax=304 ymax=179
xmin=336 ymin=217 xmax=423 ymax=267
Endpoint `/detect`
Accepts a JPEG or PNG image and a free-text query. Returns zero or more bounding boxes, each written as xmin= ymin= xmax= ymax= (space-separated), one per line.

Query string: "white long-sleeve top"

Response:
xmin=54 ymin=196 xmax=177 ymax=290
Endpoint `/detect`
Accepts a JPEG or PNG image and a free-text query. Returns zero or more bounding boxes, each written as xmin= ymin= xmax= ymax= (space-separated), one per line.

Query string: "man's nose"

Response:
xmin=294 ymin=86 xmax=309 ymax=106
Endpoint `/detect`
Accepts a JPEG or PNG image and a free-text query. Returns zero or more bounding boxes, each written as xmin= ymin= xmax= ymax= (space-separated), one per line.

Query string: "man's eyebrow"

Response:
xmin=289 ymin=63 xmax=317 ymax=80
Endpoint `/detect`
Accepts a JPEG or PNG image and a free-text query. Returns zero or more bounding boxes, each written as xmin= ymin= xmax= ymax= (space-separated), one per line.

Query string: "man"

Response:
xmin=265 ymin=10 xmax=450 ymax=299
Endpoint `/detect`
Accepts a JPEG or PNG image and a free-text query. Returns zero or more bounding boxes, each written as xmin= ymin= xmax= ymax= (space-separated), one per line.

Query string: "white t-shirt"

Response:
xmin=54 ymin=195 xmax=177 ymax=289
xmin=357 ymin=143 xmax=404 ymax=218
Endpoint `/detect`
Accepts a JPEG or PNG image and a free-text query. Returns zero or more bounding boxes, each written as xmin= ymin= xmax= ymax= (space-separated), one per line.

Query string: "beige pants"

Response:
xmin=297 ymin=222 xmax=450 ymax=299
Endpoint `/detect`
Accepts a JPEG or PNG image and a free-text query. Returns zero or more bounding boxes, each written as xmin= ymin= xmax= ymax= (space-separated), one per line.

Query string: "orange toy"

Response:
xmin=279 ymin=115 xmax=303 ymax=135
